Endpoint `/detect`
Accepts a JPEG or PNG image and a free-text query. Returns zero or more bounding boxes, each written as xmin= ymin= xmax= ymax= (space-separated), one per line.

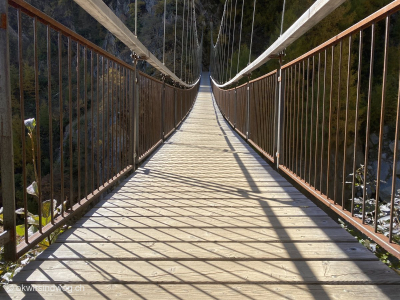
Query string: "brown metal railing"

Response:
xmin=137 ymin=73 xmax=198 ymax=162
xmin=212 ymin=0 xmax=400 ymax=259
xmin=0 ymin=0 xmax=198 ymax=260
xmin=213 ymin=70 xmax=277 ymax=162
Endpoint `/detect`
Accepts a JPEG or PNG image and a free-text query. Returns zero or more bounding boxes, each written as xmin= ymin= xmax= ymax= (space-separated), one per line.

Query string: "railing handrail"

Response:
xmin=211 ymin=0 xmax=346 ymax=87
xmin=211 ymin=0 xmax=400 ymax=259
xmin=9 ymin=0 xmax=135 ymax=72
xmin=0 ymin=0 xmax=200 ymax=261
xmin=73 ymin=0 xmax=201 ymax=88
xmin=281 ymin=0 xmax=400 ymax=70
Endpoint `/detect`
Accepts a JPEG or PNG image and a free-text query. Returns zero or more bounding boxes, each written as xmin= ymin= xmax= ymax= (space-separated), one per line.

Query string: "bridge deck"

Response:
xmin=4 ymin=74 xmax=400 ymax=299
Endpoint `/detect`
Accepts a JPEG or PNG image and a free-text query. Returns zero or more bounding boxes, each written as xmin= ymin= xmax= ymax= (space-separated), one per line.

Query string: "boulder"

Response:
xmin=370 ymin=133 xmax=379 ymax=145
xmin=372 ymin=160 xmax=391 ymax=181
xmin=389 ymin=140 xmax=400 ymax=153
xmin=380 ymin=177 xmax=400 ymax=203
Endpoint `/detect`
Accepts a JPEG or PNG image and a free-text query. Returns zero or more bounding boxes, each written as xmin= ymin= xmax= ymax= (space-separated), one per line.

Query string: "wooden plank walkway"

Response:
xmin=3 ymin=73 xmax=400 ymax=299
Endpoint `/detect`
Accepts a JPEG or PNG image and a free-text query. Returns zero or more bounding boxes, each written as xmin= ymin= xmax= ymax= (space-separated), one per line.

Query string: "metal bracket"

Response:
xmin=244 ymin=73 xmax=252 ymax=78
xmin=268 ymin=50 xmax=286 ymax=61
xmin=130 ymin=51 xmax=146 ymax=63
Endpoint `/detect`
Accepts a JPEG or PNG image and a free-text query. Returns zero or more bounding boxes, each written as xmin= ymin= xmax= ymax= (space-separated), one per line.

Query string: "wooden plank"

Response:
xmin=86 ymin=205 xmax=324 ymax=216
xmin=39 ymin=241 xmax=373 ymax=261
xmin=13 ymin=260 xmax=400 ymax=284
xmin=3 ymin=284 xmax=400 ymax=300
xmin=123 ymin=173 xmax=289 ymax=181
xmin=84 ymin=206 xmax=326 ymax=218
xmin=95 ymin=198 xmax=316 ymax=208
xmin=91 ymin=192 xmax=309 ymax=200
xmin=117 ymin=181 xmax=294 ymax=187
xmin=122 ymin=177 xmax=290 ymax=183
xmin=72 ymin=216 xmax=336 ymax=228
xmin=143 ymin=161 xmax=272 ymax=165
xmin=135 ymin=169 xmax=278 ymax=174
xmin=113 ymin=186 xmax=301 ymax=192
xmin=56 ymin=227 xmax=356 ymax=243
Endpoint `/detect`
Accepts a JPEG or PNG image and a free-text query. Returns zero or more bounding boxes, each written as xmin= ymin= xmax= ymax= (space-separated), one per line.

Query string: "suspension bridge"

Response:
xmin=1 ymin=0 xmax=400 ymax=299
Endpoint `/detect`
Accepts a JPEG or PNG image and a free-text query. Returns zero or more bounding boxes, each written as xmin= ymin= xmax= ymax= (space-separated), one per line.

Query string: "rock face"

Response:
xmin=368 ymin=128 xmax=400 ymax=203
xmin=370 ymin=133 xmax=379 ymax=145
xmin=389 ymin=140 xmax=400 ymax=153
xmin=144 ymin=0 xmax=157 ymax=15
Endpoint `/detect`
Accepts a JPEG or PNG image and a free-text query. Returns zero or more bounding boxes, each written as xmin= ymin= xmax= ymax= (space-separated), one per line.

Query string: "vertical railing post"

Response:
xmin=132 ymin=54 xmax=139 ymax=169
xmin=129 ymin=63 xmax=134 ymax=166
xmin=246 ymin=75 xmax=251 ymax=140
xmin=174 ymin=84 xmax=177 ymax=128
xmin=272 ymin=71 xmax=278 ymax=166
xmin=0 ymin=0 xmax=17 ymax=261
xmin=234 ymin=85 xmax=237 ymax=129
xmin=161 ymin=75 xmax=165 ymax=141
xmin=181 ymin=87 xmax=183 ymax=121
xmin=276 ymin=55 xmax=285 ymax=169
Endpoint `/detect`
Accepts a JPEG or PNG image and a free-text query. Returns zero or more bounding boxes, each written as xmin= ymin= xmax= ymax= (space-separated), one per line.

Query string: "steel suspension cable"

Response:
xmin=249 ymin=0 xmax=256 ymax=65
xmin=135 ymin=0 xmax=138 ymax=35
xmin=181 ymin=0 xmax=186 ymax=79
xmin=185 ymin=0 xmax=190 ymax=82
xmin=163 ymin=0 xmax=166 ymax=65
xmin=213 ymin=0 xmax=227 ymax=49
xmin=192 ymin=0 xmax=196 ymax=82
xmin=221 ymin=2 xmax=226 ymax=82
xmin=222 ymin=4 xmax=229 ymax=82
xmin=230 ymin=0 xmax=238 ymax=79
xmin=220 ymin=12 xmax=227 ymax=82
xmin=216 ymin=11 xmax=224 ymax=82
xmin=174 ymin=0 xmax=177 ymax=74
xmin=214 ymin=0 xmax=228 ymax=82
xmin=226 ymin=0 xmax=233 ymax=82
xmin=190 ymin=0 xmax=194 ymax=82
xmin=194 ymin=1 xmax=200 ymax=78
xmin=192 ymin=8 xmax=196 ymax=81
xmin=280 ymin=0 xmax=286 ymax=36
xmin=237 ymin=0 xmax=244 ymax=74
xmin=189 ymin=0 xmax=193 ymax=82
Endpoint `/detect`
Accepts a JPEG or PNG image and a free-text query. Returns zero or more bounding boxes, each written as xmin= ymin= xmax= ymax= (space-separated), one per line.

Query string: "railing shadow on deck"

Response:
xmin=4 ymin=77 xmax=400 ymax=299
